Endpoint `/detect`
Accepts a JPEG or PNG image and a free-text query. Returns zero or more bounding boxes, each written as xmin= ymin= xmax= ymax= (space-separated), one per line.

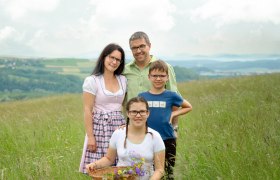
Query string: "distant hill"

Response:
xmin=1 ymin=56 xmax=280 ymax=101
xmin=167 ymin=59 xmax=280 ymax=70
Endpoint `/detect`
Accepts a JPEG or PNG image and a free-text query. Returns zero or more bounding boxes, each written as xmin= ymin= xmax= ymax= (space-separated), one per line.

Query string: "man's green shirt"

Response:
xmin=123 ymin=56 xmax=179 ymax=104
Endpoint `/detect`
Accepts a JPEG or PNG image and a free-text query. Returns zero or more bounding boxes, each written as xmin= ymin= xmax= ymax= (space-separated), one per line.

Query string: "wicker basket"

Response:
xmin=88 ymin=166 xmax=137 ymax=180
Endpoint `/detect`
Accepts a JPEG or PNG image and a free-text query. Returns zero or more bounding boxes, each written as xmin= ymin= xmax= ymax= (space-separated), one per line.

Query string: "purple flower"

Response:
xmin=135 ymin=167 xmax=141 ymax=175
xmin=128 ymin=169 xmax=133 ymax=174
xmin=140 ymin=170 xmax=145 ymax=176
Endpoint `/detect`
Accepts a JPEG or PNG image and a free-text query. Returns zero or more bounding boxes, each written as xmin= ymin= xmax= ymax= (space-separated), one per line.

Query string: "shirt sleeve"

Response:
xmin=109 ymin=129 xmax=119 ymax=149
xmin=166 ymin=64 xmax=181 ymax=96
xmin=82 ymin=76 xmax=97 ymax=95
xmin=172 ymin=91 xmax=184 ymax=107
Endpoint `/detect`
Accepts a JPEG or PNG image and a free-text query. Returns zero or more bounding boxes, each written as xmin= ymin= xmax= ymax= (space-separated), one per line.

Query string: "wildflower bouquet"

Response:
xmin=113 ymin=156 xmax=145 ymax=178
xmin=89 ymin=151 xmax=146 ymax=180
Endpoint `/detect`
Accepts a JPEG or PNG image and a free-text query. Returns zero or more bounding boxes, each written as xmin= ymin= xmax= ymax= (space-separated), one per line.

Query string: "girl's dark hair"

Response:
xmin=91 ymin=43 xmax=125 ymax=75
xmin=124 ymin=96 xmax=152 ymax=148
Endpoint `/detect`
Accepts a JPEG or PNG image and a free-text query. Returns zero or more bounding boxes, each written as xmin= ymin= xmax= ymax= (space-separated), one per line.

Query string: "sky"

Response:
xmin=0 ymin=0 xmax=280 ymax=60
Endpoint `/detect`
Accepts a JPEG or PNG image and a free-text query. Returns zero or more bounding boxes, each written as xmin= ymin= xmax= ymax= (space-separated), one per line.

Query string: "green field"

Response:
xmin=42 ymin=58 xmax=95 ymax=78
xmin=0 ymin=73 xmax=279 ymax=179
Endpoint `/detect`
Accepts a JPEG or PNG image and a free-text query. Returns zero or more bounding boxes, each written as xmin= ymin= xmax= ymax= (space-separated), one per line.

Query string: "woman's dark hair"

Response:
xmin=124 ymin=96 xmax=152 ymax=148
xmin=91 ymin=43 xmax=125 ymax=75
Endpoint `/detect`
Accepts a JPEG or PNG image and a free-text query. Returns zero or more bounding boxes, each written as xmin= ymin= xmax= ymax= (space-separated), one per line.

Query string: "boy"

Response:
xmin=138 ymin=60 xmax=192 ymax=179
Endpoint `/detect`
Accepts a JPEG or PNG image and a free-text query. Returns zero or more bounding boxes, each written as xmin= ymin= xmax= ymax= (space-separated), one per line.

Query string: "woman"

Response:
xmin=86 ymin=97 xmax=165 ymax=180
xmin=79 ymin=43 xmax=127 ymax=173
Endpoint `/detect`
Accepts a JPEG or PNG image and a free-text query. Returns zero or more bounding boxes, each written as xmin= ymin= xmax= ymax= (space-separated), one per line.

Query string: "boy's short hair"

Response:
xmin=149 ymin=60 xmax=169 ymax=75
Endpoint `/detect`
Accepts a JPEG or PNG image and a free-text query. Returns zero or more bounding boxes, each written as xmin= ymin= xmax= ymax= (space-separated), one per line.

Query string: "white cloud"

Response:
xmin=0 ymin=0 xmax=279 ymax=58
xmin=1 ymin=0 xmax=59 ymax=20
xmin=191 ymin=0 xmax=280 ymax=26
xmin=86 ymin=0 xmax=176 ymax=32
xmin=0 ymin=26 xmax=22 ymax=41
xmin=23 ymin=0 xmax=177 ymax=57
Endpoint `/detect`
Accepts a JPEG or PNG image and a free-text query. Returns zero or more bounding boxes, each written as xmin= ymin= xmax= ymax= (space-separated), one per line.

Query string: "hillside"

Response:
xmin=0 ymin=57 xmax=198 ymax=102
xmin=176 ymin=73 xmax=280 ymax=179
xmin=0 ymin=73 xmax=279 ymax=179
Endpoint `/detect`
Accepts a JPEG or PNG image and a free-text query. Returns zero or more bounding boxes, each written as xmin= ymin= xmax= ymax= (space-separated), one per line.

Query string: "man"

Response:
xmin=123 ymin=31 xmax=180 ymax=135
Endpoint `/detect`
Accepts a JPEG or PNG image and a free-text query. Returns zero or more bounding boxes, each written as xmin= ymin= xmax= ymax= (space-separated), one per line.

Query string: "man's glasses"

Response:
xmin=130 ymin=44 xmax=146 ymax=52
xmin=149 ymin=74 xmax=168 ymax=79
xmin=129 ymin=110 xmax=148 ymax=116
xmin=107 ymin=55 xmax=122 ymax=63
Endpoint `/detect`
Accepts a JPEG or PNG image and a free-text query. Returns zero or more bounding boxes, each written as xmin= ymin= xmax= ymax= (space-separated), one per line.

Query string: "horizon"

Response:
xmin=1 ymin=53 xmax=280 ymax=62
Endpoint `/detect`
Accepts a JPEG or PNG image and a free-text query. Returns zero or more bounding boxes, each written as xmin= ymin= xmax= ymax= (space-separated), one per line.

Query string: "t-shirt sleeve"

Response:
xmin=109 ymin=129 xmax=119 ymax=150
xmin=172 ymin=92 xmax=184 ymax=107
xmin=153 ymin=131 xmax=165 ymax=152
xmin=82 ymin=76 xmax=97 ymax=95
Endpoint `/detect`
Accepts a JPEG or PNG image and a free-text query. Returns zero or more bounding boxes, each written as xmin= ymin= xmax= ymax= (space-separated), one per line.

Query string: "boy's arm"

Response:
xmin=170 ymin=99 xmax=192 ymax=123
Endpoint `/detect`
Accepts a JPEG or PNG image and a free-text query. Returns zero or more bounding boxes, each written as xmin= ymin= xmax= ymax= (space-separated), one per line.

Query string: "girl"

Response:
xmin=86 ymin=97 xmax=165 ymax=180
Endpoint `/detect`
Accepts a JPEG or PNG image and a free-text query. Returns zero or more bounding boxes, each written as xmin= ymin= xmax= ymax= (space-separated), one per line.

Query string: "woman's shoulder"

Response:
xmin=117 ymin=74 xmax=127 ymax=81
xmin=84 ymin=75 xmax=103 ymax=83
xmin=84 ymin=75 xmax=96 ymax=81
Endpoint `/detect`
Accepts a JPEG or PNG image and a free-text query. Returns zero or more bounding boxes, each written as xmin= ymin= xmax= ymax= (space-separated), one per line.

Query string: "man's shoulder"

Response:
xmin=125 ymin=60 xmax=135 ymax=67
xmin=123 ymin=61 xmax=135 ymax=73
xmin=151 ymin=56 xmax=173 ymax=67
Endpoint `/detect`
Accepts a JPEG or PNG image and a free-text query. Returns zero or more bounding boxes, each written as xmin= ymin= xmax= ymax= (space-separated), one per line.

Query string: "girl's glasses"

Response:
xmin=129 ymin=110 xmax=148 ymax=116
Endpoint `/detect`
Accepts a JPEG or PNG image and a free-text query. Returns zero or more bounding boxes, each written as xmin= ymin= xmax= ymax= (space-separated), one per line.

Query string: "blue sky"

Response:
xmin=0 ymin=0 xmax=279 ymax=60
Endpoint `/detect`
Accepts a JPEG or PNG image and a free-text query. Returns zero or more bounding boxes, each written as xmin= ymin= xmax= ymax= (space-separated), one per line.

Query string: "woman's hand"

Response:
xmin=87 ymin=136 xmax=97 ymax=152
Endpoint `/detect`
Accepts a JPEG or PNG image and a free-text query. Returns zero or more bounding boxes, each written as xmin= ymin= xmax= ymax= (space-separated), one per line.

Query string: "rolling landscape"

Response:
xmin=0 ymin=62 xmax=279 ymax=178
xmin=1 ymin=56 xmax=280 ymax=102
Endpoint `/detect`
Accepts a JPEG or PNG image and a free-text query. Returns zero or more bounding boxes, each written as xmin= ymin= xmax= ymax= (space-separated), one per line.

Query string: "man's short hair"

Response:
xmin=129 ymin=31 xmax=151 ymax=46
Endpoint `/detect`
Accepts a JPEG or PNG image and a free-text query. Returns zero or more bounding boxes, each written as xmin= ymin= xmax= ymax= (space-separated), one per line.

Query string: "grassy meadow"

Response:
xmin=0 ymin=73 xmax=280 ymax=179
xmin=176 ymin=73 xmax=280 ymax=179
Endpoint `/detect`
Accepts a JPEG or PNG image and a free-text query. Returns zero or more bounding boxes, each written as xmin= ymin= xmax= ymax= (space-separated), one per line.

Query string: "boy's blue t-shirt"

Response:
xmin=138 ymin=90 xmax=183 ymax=140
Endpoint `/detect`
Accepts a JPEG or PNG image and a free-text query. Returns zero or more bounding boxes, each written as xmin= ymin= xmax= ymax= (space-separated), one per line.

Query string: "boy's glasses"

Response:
xmin=129 ymin=110 xmax=148 ymax=116
xmin=149 ymin=74 xmax=167 ymax=79
xmin=130 ymin=44 xmax=146 ymax=52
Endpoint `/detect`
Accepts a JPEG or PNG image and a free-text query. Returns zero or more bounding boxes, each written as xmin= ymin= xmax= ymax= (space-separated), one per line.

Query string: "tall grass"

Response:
xmin=0 ymin=74 xmax=279 ymax=179
xmin=0 ymin=94 xmax=88 ymax=179
xmin=175 ymin=73 xmax=280 ymax=179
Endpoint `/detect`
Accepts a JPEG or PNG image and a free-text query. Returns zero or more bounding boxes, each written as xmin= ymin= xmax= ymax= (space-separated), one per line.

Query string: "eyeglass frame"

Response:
xmin=128 ymin=110 xmax=148 ymax=116
xmin=149 ymin=74 xmax=168 ymax=79
xmin=130 ymin=44 xmax=147 ymax=52
xmin=107 ymin=55 xmax=122 ymax=63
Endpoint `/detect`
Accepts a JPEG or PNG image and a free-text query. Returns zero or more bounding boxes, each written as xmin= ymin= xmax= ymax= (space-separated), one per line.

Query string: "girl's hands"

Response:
xmin=86 ymin=162 xmax=97 ymax=173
